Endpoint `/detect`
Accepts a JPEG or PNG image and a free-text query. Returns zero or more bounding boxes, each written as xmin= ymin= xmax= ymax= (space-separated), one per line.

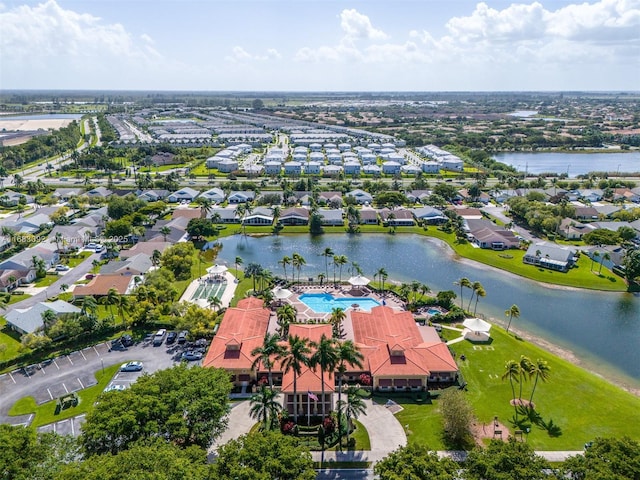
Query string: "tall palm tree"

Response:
xmin=473 ymin=285 xmax=486 ymax=316
xmin=276 ymin=303 xmax=296 ymax=337
xmin=454 ymin=277 xmax=471 ymax=309
xmin=280 ymin=335 xmax=312 ymax=422
xmin=151 ymin=249 xmax=162 ymax=267
xmin=79 ymin=295 xmax=98 ymax=316
xmin=334 ymin=340 xmax=364 ymax=448
xmin=41 ymin=309 xmax=57 ymax=334
xmin=502 ymin=360 xmax=520 ymax=417
xmin=279 ymin=255 xmax=292 ymax=283
xmin=518 ymin=355 xmax=533 ymax=402
xmin=234 ymin=256 xmax=243 ymax=277
xmin=338 ymin=386 xmax=368 ymax=447
xmin=244 ymin=262 xmax=263 ymax=293
xmin=104 ymin=288 xmax=119 ymax=317
xmin=292 ymin=252 xmax=306 ymax=284
xmin=591 ymin=250 xmax=599 ymax=272
xmin=251 ymin=332 xmax=285 ymax=391
xmin=309 ymin=334 xmax=338 ymax=418
xmin=321 ymin=247 xmax=334 ymax=280
xmin=468 ymin=281 xmax=482 ymax=311
xmin=208 ymin=295 xmax=222 ymax=311
xmin=160 ymin=226 xmax=171 ymax=242
xmin=419 ymin=283 xmax=431 ymax=299
xmin=249 ymin=385 xmax=282 ymax=431
xmin=330 ymin=307 xmax=346 ymax=338
xmin=375 ymin=267 xmax=388 ymax=297
xmin=115 ymin=295 xmax=131 ymax=327
xmin=505 ymin=304 xmax=520 ymax=333
xmin=198 ymin=198 xmax=213 ymax=219
xmin=528 ymin=359 xmax=551 ymax=406
xmin=59 ymin=284 xmax=69 ymax=294
xmin=334 ymin=255 xmax=348 ymax=283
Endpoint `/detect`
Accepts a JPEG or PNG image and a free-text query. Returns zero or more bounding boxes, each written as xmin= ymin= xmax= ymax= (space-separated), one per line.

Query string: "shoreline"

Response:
xmin=423 ymin=235 xmax=640 ymax=397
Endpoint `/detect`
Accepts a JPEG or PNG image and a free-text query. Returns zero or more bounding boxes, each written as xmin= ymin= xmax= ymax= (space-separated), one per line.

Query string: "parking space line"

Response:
xmin=53 ymin=359 xmax=60 ymax=370
xmin=27 ymin=414 xmax=33 ymax=425
xmin=71 ymin=419 xmax=75 ymax=436
xmin=47 ymin=388 xmax=53 ymax=401
xmin=63 ymin=383 xmax=69 ymax=394
xmin=93 ymin=345 xmax=101 ymax=356
xmin=40 ymin=365 xmax=46 ymax=375
xmin=80 ymin=350 xmax=86 ymax=360
xmin=77 ymin=378 xmax=84 ymax=389
xmin=67 ymin=355 xmax=73 ymax=365
xmin=8 ymin=372 xmax=16 ymax=384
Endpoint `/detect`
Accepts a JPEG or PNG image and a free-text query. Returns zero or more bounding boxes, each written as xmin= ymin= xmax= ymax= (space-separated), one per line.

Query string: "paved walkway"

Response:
xmin=208 ymin=400 xmax=255 ymax=457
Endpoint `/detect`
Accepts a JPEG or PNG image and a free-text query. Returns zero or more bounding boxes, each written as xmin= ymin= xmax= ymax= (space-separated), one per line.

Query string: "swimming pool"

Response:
xmin=298 ymin=293 xmax=381 ymax=313
xmin=426 ymin=308 xmax=442 ymax=315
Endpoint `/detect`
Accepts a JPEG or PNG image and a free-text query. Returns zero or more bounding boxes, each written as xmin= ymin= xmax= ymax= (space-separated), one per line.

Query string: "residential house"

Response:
xmin=279 ymin=208 xmax=309 ymax=226
xmin=199 ymin=188 xmax=226 ymax=204
xmin=359 ymin=209 xmax=379 ymax=225
xmin=574 ymin=206 xmax=599 ymax=221
xmin=379 ymin=208 xmax=415 ymax=226
xmin=558 ymin=218 xmax=590 ymax=240
xmin=284 ymin=162 xmax=302 ymax=176
xmin=362 ymin=164 xmax=381 ymax=175
xmin=72 ymin=274 xmax=134 ymax=298
xmin=592 ymin=205 xmax=623 ymax=218
xmin=406 ymin=190 xmax=432 ymax=204
xmin=52 ymin=188 xmax=83 ymax=202
xmin=168 ymin=187 xmax=199 ymax=203
xmin=217 ymin=159 xmax=238 ymax=173
xmin=578 ymin=189 xmax=603 ymax=203
xmin=4 ymin=300 xmax=80 ymax=335
xmin=0 ymin=190 xmax=33 ymax=207
xmin=100 ymin=254 xmax=153 ymax=276
xmin=209 ymin=207 xmax=240 ymax=224
xmin=119 ymin=241 xmax=172 ymax=259
xmin=381 ymin=161 xmax=401 ymax=175
xmin=523 ymin=242 xmax=577 ymax=272
xmin=318 ymin=192 xmax=343 ymax=207
xmin=243 ymin=207 xmax=274 ymax=226
xmin=410 ymin=206 xmax=447 ymax=225
xmin=346 ymin=189 xmax=373 ymax=205
xmin=465 ymin=219 xmax=519 ymax=250
xmin=420 ymin=161 xmax=440 ymax=174
xmin=317 ymin=209 xmax=344 ymax=226
xmin=138 ymin=189 xmax=170 ymax=202
xmin=227 ymin=191 xmax=256 ymax=204
xmin=85 ymin=186 xmax=112 ymax=199
xmin=613 ymin=188 xmax=640 ymax=203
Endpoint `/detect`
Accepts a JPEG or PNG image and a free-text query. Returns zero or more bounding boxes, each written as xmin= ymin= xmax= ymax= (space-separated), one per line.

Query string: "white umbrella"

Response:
xmin=348 ymin=275 xmax=371 ymax=287
xmin=207 ymin=264 xmax=228 ymax=275
xmin=462 ymin=318 xmax=492 ymax=333
xmin=273 ymin=287 xmax=293 ymax=300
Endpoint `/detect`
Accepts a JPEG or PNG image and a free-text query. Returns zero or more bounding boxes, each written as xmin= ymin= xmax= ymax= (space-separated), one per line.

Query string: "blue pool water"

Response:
xmin=298 ymin=293 xmax=381 ymax=313
xmin=427 ymin=308 xmax=441 ymax=315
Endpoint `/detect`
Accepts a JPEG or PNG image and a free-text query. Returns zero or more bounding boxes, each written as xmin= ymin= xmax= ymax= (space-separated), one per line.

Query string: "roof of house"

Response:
xmin=100 ymin=254 xmax=152 ymax=275
xmin=72 ymin=274 xmax=133 ymax=297
xmin=280 ymin=207 xmax=309 ymax=219
xmin=525 ymin=242 xmax=576 ymax=263
xmin=172 ymin=208 xmax=201 ymax=220
xmin=119 ymin=241 xmax=171 ymax=259
xmin=351 ymin=306 xmax=458 ymax=377
xmin=202 ymin=297 xmax=270 ymax=371
xmin=5 ymin=300 xmax=80 ymax=334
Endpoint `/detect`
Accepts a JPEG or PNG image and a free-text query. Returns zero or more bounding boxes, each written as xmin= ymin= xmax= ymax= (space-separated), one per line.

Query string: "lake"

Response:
xmin=216 ymin=233 xmax=640 ymax=389
xmin=0 ymin=113 xmax=83 ymax=121
xmin=494 ymin=151 xmax=640 ymax=177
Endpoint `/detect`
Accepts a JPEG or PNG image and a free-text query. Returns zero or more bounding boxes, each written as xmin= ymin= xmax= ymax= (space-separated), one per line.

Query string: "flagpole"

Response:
xmin=307 ymin=393 xmax=310 ymax=426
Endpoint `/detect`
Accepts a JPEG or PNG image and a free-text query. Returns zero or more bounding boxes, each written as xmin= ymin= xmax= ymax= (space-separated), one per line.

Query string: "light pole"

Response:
xmin=101 ymin=358 xmax=104 ymax=375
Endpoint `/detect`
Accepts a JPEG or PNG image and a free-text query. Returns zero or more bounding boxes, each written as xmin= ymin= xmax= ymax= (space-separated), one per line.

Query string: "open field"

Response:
xmin=0 ymin=119 xmax=76 ymax=131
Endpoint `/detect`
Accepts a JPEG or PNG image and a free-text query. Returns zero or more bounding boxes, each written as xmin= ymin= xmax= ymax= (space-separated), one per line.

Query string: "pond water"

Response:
xmin=494 ymin=151 xmax=640 ymax=177
xmin=217 ymin=233 xmax=640 ymax=388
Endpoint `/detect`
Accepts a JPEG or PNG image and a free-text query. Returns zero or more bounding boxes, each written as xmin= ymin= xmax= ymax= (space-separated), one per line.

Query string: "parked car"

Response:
xmin=120 ymin=361 xmax=143 ymax=372
xmin=177 ymin=330 xmax=189 ymax=344
xmin=120 ymin=334 xmax=134 ymax=347
xmin=181 ymin=351 xmax=203 ymax=361
xmin=103 ymin=384 xmax=126 ymax=393
xmin=85 ymin=243 xmax=98 ymax=250
xmin=153 ymin=329 xmax=167 ymax=346
xmin=55 ymin=264 xmax=70 ymax=272
xmin=166 ymin=331 xmax=177 ymax=344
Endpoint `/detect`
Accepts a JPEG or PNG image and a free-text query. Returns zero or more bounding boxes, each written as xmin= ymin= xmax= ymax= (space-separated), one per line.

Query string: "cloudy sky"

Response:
xmin=1 ymin=0 xmax=638 ymax=91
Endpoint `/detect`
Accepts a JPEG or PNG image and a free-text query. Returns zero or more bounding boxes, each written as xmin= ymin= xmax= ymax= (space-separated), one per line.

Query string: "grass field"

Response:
xmin=377 ymin=326 xmax=640 ymax=450
xmin=0 ymin=318 xmax=25 ymax=363
xmin=8 ymin=363 xmax=120 ymax=427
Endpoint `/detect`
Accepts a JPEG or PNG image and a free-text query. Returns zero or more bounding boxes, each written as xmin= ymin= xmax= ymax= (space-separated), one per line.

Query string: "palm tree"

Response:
xmin=334 ymin=340 xmax=364 ymax=448
xmin=502 ymin=360 xmax=520 ymax=416
xmin=151 ymin=249 xmax=162 ymax=267
xmin=334 ymin=255 xmax=348 ymax=283
xmin=591 ymin=250 xmax=599 ymax=272
xmin=251 ymin=332 xmax=285 ymax=391
xmin=375 ymin=267 xmax=388 ymax=297
xmin=116 ymin=295 xmax=131 ymax=327
xmin=518 ymin=355 xmax=533 ymax=402
xmin=505 ymin=304 xmax=520 ymax=333
xmin=160 ymin=226 xmax=171 ymax=242
xmin=249 ymin=385 xmax=282 ymax=431
xmin=41 ymin=309 xmax=57 ymax=334
xmin=198 ymin=198 xmax=213 ymax=219
xmin=338 ymin=386 xmax=368 ymax=447
xmin=244 ymin=262 xmax=263 ymax=293
xmin=321 ymin=247 xmax=334 ymax=281
xmin=280 ymin=335 xmax=312 ymax=422
xmin=309 ymin=334 xmax=338 ymax=418
xmin=234 ymin=256 xmax=243 ymax=277
xmin=79 ymin=295 xmax=98 ymax=316
xmin=279 ymin=255 xmax=292 ymax=283
xmin=528 ymin=359 xmax=551 ymax=406
xmin=292 ymin=252 xmax=306 ymax=284
xmin=0 ymin=294 xmax=8 ymax=312
xmin=104 ymin=288 xmax=119 ymax=316
xmin=473 ymin=285 xmax=486 ymax=316
xmin=208 ymin=295 xmax=222 ymax=311
xmin=59 ymin=284 xmax=69 ymax=294
xmin=330 ymin=307 xmax=346 ymax=338
xmin=419 ymin=283 xmax=431 ymax=299
xmin=53 ymin=232 xmax=64 ymax=254
xmin=454 ymin=277 xmax=471 ymax=309
xmin=599 ymin=252 xmax=611 ymax=275
xmin=467 ymin=281 xmax=482 ymax=311
xmin=276 ymin=303 xmax=296 ymax=337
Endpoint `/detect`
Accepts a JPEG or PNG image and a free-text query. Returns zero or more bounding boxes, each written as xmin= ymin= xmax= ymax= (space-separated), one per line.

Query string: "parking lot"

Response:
xmin=0 ymin=334 xmax=205 ymax=431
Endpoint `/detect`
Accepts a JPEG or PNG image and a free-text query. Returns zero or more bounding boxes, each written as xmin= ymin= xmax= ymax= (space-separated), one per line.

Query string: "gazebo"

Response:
xmin=462 ymin=317 xmax=492 ymax=342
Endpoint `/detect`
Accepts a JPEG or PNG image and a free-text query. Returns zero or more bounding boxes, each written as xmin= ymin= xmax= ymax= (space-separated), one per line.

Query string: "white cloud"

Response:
xmin=0 ymin=0 xmax=160 ymax=61
xmin=340 ymin=9 xmax=388 ymax=40
xmin=226 ymin=46 xmax=282 ymax=63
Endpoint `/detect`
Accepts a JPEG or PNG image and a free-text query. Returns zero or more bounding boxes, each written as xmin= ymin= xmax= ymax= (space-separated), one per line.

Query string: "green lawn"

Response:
xmin=422 ymin=228 xmax=625 ymax=292
xmin=8 ymin=363 xmax=120 ymax=427
xmin=65 ymin=252 xmax=92 ymax=268
xmin=8 ymin=293 xmax=32 ymax=305
xmin=33 ymin=274 xmax=60 ymax=288
xmin=0 ymin=318 xmax=25 ymax=363
xmin=350 ymin=419 xmax=371 ymax=450
xmin=389 ymin=327 xmax=640 ymax=450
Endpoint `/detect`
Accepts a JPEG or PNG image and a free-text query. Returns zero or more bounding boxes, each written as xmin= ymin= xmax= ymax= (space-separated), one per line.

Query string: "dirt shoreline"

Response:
xmin=423 ymin=235 xmax=640 ymax=398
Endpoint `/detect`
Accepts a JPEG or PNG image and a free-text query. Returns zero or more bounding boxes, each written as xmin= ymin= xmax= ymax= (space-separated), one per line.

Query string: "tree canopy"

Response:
xmin=211 ymin=431 xmax=316 ymax=480
xmin=465 ymin=439 xmax=550 ymax=480
xmin=81 ymin=364 xmax=231 ymax=455
xmin=374 ymin=444 xmax=458 ymax=480
xmin=160 ymin=242 xmax=196 ymax=280
xmin=562 ymin=436 xmax=640 ymax=480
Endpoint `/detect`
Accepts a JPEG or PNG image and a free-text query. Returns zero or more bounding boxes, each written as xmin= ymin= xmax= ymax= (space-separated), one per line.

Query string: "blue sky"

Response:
xmin=1 ymin=0 xmax=639 ymax=91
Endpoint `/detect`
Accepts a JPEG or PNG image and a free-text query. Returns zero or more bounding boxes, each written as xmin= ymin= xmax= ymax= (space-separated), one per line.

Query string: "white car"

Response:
xmin=103 ymin=384 xmax=126 ymax=393
xmin=55 ymin=265 xmax=70 ymax=272
xmin=120 ymin=361 xmax=143 ymax=372
xmin=181 ymin=351 xmax=203 ymax=361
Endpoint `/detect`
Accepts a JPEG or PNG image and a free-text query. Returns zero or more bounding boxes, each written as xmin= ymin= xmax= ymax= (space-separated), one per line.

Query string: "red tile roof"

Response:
xmin=202 ymin=297 xmax=270 ymax=371
xmin=351 ymin=306 xmax=457 ymax=376
xmin=72 ymin=274 xmax=132 ymax=297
